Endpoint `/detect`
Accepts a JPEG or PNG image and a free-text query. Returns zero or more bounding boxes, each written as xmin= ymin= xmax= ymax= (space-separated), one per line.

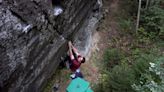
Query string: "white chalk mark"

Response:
xmin=97 ymin=0 xmax=102 ymax=7
xmin=54 ymin=6 xmax=63 ymax=16
xmin=0 ymin=0 xmax=2 ymax=3
xmin=22 ymin=24 xmax=33 ymax=33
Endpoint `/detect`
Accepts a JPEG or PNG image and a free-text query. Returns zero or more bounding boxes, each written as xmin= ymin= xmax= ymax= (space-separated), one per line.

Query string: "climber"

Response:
xmin=68 ymin=41 xmax=85 ymax=72
xmin=61 ymin=41 xmax=85 ymax=72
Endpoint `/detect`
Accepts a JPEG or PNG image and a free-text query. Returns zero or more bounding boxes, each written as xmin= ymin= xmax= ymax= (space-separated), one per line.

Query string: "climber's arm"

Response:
xmin=70 ymin=42 xmax=80 ymax=56
xmin=68 ymin=41 xmax=75 ymax=60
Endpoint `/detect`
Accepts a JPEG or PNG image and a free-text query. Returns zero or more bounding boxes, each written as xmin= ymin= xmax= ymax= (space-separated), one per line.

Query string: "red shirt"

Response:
xmin=70 ymin=59 xmax=81 ymax=72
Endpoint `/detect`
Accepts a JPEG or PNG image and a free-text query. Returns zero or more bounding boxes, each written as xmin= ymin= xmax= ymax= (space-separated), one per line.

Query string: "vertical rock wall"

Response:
xmin=0 ymin=0 xmax=97 ymax=92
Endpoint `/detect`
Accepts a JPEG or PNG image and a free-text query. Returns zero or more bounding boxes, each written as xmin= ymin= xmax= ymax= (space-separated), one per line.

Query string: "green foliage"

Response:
xmin=94 ymin=1 xmax=164 ymax=92
xmin=140 ymin=0 xmax=164 ymax=39
xmin=120 ymin=0 xmax=138 ymax=17
xmin=132 ymin=58 xmax=149 ymax=79
xmin=108 ymin=64 xmax=136 ymax=92
xmin=137 ymin=27 xmax=152 ymax=43
xmin=119 ymin=19 xmax=133 ymax=33
xmin=132 ymin=57 xmax=164 ymax=92
xmin=155 ymin=40 xmax=164 ymax=50
xmin=118 ymin=0 xmax=138 ymax=34
xmin=95 ymin=63 xmax=136 ymax=92
xmin=103 ymin=48 xmax=124 ymax=69
xmin=95 ymin=47 xmax=164 ymax=92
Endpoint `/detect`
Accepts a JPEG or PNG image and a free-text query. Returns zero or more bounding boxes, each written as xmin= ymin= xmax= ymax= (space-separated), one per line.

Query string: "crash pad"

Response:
xmin=66 ymin=78 xmax=90 ymax=92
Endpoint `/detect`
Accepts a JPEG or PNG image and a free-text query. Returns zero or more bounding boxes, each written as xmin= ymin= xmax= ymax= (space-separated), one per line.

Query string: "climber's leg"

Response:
xmin=60 ymin=54 xmax=72 ymax=68
xmin=70 ymin=69 xmax=84 ymax=79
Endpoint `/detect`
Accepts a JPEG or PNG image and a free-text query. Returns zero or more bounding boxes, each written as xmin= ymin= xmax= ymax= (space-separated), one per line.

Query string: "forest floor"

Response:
xmin=81 ymin=0 xmax=120 ymax=87
xmin=43 ymin=0 xmax=128 ymax=92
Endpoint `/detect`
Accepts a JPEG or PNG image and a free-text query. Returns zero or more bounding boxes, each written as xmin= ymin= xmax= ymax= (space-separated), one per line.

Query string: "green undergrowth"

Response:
xmin=94 ymin=43 xmax=164 ymax=92
xmin=94 ymin=0 xmax=164 ymax=92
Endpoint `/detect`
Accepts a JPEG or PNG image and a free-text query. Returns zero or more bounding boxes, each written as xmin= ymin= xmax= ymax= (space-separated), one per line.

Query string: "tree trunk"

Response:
xmin=146 ymin=0 xmax=149 ymax=9
xmin=136 ymin=0 xmax=142 ymax=32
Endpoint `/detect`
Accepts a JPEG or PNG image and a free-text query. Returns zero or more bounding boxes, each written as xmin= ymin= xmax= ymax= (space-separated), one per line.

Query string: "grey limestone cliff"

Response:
xmin=0 ymin=0 xmax=101 ymax=92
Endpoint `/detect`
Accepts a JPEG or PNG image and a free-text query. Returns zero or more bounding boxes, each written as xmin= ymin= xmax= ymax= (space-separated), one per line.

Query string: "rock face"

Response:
xmin=0 ymin=0 xmax=99 ymax=92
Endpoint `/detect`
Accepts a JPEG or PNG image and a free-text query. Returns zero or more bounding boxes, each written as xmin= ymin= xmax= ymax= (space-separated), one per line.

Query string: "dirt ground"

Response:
xmin=81 ymin=0 xmax=120 ymax=86
xmin=44 ymin=0 xmax=122 ymax=92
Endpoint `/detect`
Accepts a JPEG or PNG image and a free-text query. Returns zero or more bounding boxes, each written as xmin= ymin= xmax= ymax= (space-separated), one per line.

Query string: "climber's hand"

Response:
xmin=68 ymin=41 xmax=72 ymax=47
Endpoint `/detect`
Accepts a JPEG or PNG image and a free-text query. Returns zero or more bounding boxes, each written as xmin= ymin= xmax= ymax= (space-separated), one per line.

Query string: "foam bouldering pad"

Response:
xmin=66 ymin=78 xmax=91 ymax=92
